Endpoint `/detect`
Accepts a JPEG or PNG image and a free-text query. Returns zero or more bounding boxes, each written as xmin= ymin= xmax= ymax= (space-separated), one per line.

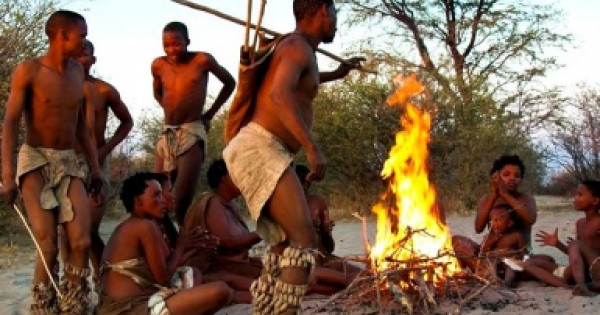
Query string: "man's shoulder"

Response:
xmin=91 ymin=77 xmax=117 ymax=96
xmin=13 ymin=58 xmax=43 ymax=77
xmin=190 ymin=51 xmax=215 ymax=67
xmin=151 ymin=56 xmax=168 ymax=69
xmin=276 ymin=34 xmax=313 ymax=56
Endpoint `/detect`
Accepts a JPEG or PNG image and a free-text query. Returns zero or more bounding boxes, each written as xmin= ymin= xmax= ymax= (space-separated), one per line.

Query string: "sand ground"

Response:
xmin=2 ymin=196 xmax=600 ymax=314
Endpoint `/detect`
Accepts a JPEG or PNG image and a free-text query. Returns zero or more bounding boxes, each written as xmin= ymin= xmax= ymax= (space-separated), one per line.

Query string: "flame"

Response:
xmin=369 ymin=74 xmax=460 ymax=282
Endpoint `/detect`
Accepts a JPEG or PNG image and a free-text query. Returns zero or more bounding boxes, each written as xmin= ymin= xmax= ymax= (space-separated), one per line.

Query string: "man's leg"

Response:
xmin=89 ymin=190 xmax=106 ymax=293
xmin=260 ymin=167 xmax=318 ymax=314
xmin=60 ymin=178 xmax=92 ymax=314
xmin=173 ymin=142 xmax=204 ymax=225
xmin=21 ymin=170 xmax=59 ymax=313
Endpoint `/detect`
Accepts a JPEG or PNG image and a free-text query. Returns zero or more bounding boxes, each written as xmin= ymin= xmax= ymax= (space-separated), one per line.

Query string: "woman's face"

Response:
xmin=499 ymin=164 xmax=522 ymax=192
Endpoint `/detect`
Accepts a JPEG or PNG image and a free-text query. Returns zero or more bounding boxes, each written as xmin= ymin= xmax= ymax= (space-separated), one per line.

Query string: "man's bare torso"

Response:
xmin=23 ymin=58 xmax=84 ymax=149
xmin=88 ymin=77 xmax=113 ymax=145
xmin=252 ymin=34 xmax=319 ymax=153
xmin=154 ymin=52 xmax=210 ymax=125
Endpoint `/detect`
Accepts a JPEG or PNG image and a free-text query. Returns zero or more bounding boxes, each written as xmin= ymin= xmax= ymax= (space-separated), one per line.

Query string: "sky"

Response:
xmin=61 ymin=0 xmax=600 ymax=122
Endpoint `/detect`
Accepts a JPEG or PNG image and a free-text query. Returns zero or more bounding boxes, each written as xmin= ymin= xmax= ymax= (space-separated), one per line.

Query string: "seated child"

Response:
xmin=522 ymin=180 xmax=600 ymax=296
xmin=479 ymin=204 xmax=525 ymax=286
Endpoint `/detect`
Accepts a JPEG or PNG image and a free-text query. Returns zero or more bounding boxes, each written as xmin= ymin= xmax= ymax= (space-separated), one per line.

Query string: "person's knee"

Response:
xmin=211 ymin=282 xmax=234 ymax=306
xmin=69 ymin=234 xmax=91 ymax=253
xmin=38 ymin=237 xmax=58 ymax=259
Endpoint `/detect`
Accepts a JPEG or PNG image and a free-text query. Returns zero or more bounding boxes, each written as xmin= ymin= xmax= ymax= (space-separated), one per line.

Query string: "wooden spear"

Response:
xmin=170 ymin=0 xmax=378 ymax=75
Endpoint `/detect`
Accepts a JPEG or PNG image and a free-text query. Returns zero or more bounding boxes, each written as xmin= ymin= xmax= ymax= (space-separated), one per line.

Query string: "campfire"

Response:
xmin=313 ymin=75 xmax=513 ymax=314
xmin=369 ymin=74 xmax=460 ymax=283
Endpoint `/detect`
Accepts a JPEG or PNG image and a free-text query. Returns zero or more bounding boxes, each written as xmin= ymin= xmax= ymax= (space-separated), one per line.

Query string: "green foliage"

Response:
xmin=548 ymin=85 xmax=600 ymax=182
xmin=0 ymin=0 xmax=58 ymax=115
xmin=306 ymin=76 xmax=399 ymax=214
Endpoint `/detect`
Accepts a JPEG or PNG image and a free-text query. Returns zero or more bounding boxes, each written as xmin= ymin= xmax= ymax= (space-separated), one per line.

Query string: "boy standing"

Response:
xmin=1 ymin=10 xmax=101 ymax=314
xmin=76 ymin=39 xmax=133 ymax=283
xmin=151 ymin=21 xmax=235 ymax=225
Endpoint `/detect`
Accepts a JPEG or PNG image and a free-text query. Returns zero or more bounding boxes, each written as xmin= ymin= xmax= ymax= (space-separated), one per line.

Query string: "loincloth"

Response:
xmin=97 ymin=258 xmax=193 ymax=315
xmin=16 ymin=144 xmax=87 ymax=223
xmin=76 ymin=153 xmax=111 ymax=195
xmin=156 ymin=120 xmax=207 ymax=172
xmin=223 ymin=122 xmax=293 ymax=245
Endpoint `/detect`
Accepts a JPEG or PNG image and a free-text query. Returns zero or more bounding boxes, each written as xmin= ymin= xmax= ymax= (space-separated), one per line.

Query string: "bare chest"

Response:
xmin=159 ymin=62 xmax=208 ymax=91
xmin=31 ymin=68 xmax=83 ymax=113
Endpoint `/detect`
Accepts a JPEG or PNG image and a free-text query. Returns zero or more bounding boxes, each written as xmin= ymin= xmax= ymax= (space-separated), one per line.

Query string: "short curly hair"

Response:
xmin=293 ymin=0 xmax=334 ymax=22
xmin=582 ymin=180 xmax=600 ymax=199
xmin=120 ymin=172 xmax=158 ymax=213
xmin=490 ymin=155 xmax=525 ymax=177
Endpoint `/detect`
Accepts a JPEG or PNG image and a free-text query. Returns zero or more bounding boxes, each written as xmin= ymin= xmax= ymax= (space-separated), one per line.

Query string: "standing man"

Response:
xmin=223 ymin=1 xmax=363 ymax=313
xmin=76 ymin=39 xmax=133 ymax=285
xmin=1 ymin=10 xmax=101 ymax=314
xmin=151 ymin=21 xmax=235 ymax=225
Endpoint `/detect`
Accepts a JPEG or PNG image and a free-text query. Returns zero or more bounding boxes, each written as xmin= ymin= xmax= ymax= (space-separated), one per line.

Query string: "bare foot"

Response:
xmin=572 ymin=284 xmax=596 ymax=297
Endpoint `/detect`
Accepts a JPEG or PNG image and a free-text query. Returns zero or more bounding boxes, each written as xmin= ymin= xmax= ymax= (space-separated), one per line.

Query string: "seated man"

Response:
xmin=295 ymin=165 xmax=363 ymax=281
xmin=97 ymin=172 xmax=233 ymax=314
xmin=183 ymin=159 xmax=358 ymax=297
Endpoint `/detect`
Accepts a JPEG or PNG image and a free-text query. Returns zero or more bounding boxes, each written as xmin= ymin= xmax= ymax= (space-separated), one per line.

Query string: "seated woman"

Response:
xmin=96 ymin=172 xmax=233 ymax=314
xmin=453 ymin=155 xmax=552 ymax=276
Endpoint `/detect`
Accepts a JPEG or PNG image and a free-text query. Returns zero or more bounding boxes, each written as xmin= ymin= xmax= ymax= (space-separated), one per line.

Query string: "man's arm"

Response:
xmin=205 ymin=198 xmax=261 ymax=251
xmin=76 ymin=92 xmax=102 ymax=193
xmin=319 ymin=57 xmax=365 ymax=84
xmin=1 ymin=62 xmax=31 ymax=203
xmin=98 ymin=83 xmax=133 ymax=164
xmin=202 ymin=54 xmax=235 ymax=122
xmin=83 ymin=82 xmax=98 ymax=151
xmin=270 ymin=37 xmax=326 ymax=181
xmin=151 ymin=59 xmax=163 ymax=104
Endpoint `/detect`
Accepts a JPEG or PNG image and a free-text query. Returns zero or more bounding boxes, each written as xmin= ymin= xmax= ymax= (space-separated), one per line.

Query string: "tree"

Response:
xmin=549 ymin=85 xmax=600 ymax=182
xmin=337 ymin=0 xmax=569 ymax=210
xmin=0 ymin=0 xmax=58 ymax=113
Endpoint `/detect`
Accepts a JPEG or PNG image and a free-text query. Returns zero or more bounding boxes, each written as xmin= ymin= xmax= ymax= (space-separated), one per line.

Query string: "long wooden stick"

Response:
xmin=243 ymin=0 xmax=252 ymax=51
xmin=12 ymin=204 xmax=63 ymax=298
xmin=250 ymin=0 xmax=267 ymax=61
xmin=171 ymin=0 xmax=378 ymax=74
